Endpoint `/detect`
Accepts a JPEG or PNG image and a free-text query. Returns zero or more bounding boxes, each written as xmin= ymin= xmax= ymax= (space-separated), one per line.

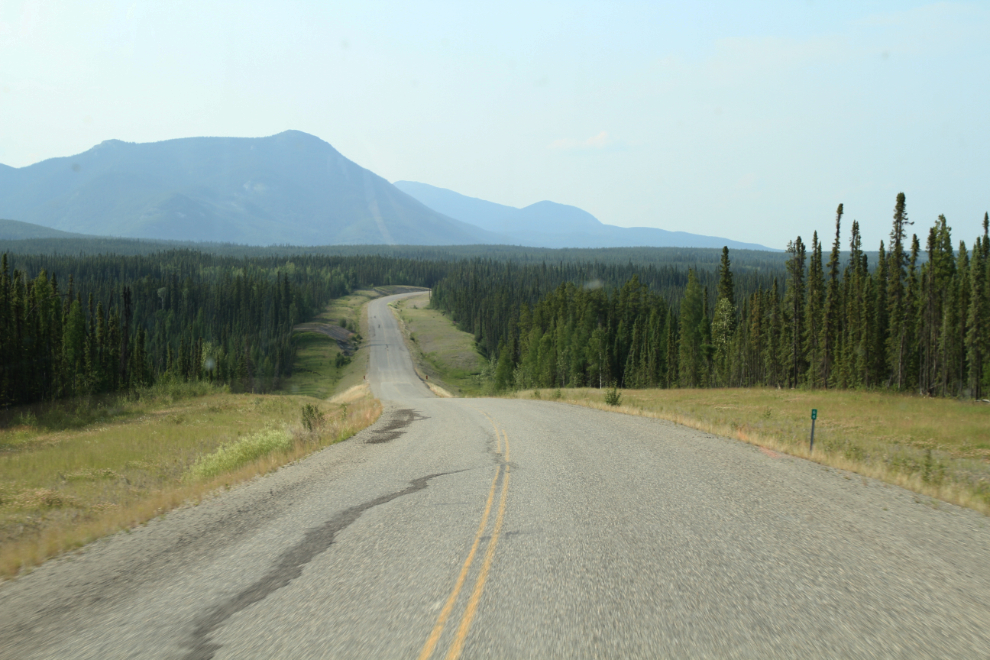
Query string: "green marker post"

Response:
xmin=810 ymin=409 xmax=818 ymax=452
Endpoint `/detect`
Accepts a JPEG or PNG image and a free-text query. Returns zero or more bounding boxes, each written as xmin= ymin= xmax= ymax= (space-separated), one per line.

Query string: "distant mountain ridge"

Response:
xmin=0 ymin=218 xmax=88 ymax=240
xmin=393 ymin=181 xmax=775 ymax=251
xmin=0 ymin=130 xmax=773 ymax=250
xmin=0 ymin=132 xmax=503 ymax=246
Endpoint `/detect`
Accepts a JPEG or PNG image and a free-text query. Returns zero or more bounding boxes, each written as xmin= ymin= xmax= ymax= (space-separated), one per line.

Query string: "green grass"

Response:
xmin=393 ymin=294 xmax=488 ymax=396
xmin=189 ymin=425 xmax=294 ymax=480
xmin=282 ymin=331 xmax=349 ymax=399
xmin=283 ymin=288 xmax=393 ymax=398
xmin=509 ymin=387 xmax=990 ymax=514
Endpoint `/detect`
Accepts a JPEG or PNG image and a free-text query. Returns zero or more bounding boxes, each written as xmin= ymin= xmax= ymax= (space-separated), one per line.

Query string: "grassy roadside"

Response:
xmin=392 ymin=293 xmax=488 ymax=396
xmin=0 ymin=385 xmax=380 ymax=579
xmin=0 ymin=290 xmax=397 ymax=580
xmin=284 ymin=286 xmax=431 ymax=398
xmin=282 ymin=288 xmax=379 ymax=399
xmin=509 ymin=387 xmax=990 ymax=515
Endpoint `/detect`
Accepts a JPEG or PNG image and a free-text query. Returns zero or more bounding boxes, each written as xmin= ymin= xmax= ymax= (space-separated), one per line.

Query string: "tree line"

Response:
xmin=0 ymin=251 xmax=449 ymax=408
xmin=4 ymin=196 xmax=986 ymax=408
xmin=432 ymin=197 xmax=990 ymax=399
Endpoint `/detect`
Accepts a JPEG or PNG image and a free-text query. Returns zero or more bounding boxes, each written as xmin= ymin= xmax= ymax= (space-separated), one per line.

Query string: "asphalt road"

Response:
xmin=2 ymin=291 xmax=990 ymax=659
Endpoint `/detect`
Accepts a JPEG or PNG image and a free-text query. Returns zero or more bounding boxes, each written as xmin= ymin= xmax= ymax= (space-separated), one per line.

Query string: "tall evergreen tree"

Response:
xmin=678 ymin=270 xmax=705 ymax=388
xmin=663 ymin=312 xmax=678 ymax=388
xmin=804 ymin=231 xmax=825 ymax=387
xmin=781 ymin=237 xmax=807 ymax=387
xmin=966 ymin=235 xmax=988 ymax=399
xmin=871 ymin=243 xmax=890 ymax=387
xmin=765 ymin=280 xmax=783 ymax=387
xmin=887 ymin=192 xmax=913 ymax=388
xmin=822 ymin=204 xmax=843 ymax=388
xmin=717 ymin=246 xmax=735 ymax=308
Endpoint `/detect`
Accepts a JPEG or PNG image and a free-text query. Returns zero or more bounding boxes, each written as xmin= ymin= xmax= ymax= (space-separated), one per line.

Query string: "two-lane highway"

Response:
xmin=2 ymin=292 xmax=990 ymax=658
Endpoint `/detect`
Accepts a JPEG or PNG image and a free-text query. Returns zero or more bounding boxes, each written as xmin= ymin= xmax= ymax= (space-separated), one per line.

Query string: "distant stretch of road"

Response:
xmin=2 ymin=291 xmax=989 ymax=658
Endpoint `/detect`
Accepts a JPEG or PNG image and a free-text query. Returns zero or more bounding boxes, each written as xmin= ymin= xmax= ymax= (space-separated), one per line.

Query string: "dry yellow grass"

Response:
xmin=0 ymin=388 xmax=381 ymax=579
xmin=511 ymin=387 xmax=990 ymax=515
xmin=425 ymin=382 xmax=454 ymax=398
xmin=330 ymin=383 xmax=373 ymax=405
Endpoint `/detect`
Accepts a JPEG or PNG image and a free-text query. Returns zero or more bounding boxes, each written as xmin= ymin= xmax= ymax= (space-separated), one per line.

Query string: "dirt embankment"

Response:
xmin=293 ymin=323 xmax=355 ymax=354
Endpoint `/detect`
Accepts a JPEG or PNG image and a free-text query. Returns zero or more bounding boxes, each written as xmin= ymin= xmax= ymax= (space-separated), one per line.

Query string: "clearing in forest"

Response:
xmin=392 ymin=293 xmax=488 ymax=396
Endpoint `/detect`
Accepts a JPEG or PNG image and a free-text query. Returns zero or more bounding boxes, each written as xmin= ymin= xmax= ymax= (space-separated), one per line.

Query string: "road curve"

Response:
xmin=2 ymin=291 xmax=990 ymax=658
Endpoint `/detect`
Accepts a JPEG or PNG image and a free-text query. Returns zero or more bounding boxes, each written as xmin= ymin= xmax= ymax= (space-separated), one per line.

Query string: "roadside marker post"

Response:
xmin=810 ymin=409 xmax=818 ymax=452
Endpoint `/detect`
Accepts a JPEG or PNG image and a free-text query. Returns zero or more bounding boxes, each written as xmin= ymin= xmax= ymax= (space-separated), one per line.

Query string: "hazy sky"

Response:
xmin=2 ymin=1 xmax=988 ymax=249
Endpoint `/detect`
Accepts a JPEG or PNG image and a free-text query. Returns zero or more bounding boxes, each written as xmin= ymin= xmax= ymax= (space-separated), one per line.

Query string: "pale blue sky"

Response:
xmin=1 ymin=1 xmax=988 ymax=249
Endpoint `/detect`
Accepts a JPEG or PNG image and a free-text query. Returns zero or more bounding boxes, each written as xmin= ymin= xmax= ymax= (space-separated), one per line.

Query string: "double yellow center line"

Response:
xmin=418 ymin=413 xmax=511 ymax=660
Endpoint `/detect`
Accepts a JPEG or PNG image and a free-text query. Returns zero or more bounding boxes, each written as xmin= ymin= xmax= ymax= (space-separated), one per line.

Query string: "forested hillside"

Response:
xmin=432 ymin=200 xmax=990 ymax=400
xmin=0 ymin=252 xmax=447 ymax=407
xmin=0 ymin=230 xmax=792 ymax=267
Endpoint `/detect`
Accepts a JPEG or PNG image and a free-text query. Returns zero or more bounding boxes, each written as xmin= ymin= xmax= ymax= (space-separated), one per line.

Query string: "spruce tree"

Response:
xmin=663 ymin=313 xmax=678 ymax=388
xmin=781 ymin=237 xmax=807 ymax=387
xmin=804 ymin=231 xmax=825 ymax=387
xmin=717 ymin=247 xmax=735 ymax=307
xmin=905 ymin=234 xmax=921 ymax=390
xmin=747 ymin=291 xmax=764 ymax=385
xmin=872 ymin=243 xmax=889 ymax=386
xmin=966 ymin=237 xmax=988 ymax=399
xmin=711 ymin=297 xmax=735 ymax=387
xmin=765 ymin=280 xmax=783 ymax=387
xmin=678 ymin=270 xmax=704 ymax=388
xmin=822 ymin=204 xmax=842 ymax=387
xmin=952 ymin=242 xmax=971 ymax=394
xmin=700 ymin=286 xmax=713 ymax=386
xmin=887 ymin=193 xmax=913 ymax=388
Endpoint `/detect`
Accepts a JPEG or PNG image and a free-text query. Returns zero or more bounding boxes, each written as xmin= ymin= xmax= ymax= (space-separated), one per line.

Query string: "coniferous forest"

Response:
xmin=0 ymin=251 xmax=447 ymax=407
xmin=431 ymin=198 xmax=990 ymax=400
xmin=1 ymin=195 xmax=988 ymax=409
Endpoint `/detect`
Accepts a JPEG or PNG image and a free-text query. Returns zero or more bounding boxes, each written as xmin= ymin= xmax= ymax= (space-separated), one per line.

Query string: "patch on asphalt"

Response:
xmin=181 ymin=471 xmax=455 ymax=660
xmin=366 ymin=408 xmax=427 ymax=444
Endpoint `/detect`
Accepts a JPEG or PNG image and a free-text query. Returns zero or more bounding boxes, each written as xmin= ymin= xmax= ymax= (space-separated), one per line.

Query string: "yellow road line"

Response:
xmin=417 ymin=466 xmax=501 ymax=660
xmin=445 ymin=432 xmax=511 ymax=660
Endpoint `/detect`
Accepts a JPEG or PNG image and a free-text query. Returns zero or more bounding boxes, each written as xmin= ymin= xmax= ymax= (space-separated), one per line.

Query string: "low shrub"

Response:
xmin=189 ymin=426 xmax=293 ymax=480
xmin=301 ymin=403 xmax=325 ymax=431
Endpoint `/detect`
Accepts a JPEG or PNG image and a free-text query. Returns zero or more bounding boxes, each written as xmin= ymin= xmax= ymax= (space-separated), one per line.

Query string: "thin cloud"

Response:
xmin=549 ymin=131 xmax=613 ymax=151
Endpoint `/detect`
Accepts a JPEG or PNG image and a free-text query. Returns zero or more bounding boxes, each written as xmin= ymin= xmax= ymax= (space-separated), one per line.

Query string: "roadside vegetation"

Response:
xmin=283 ymin=288 xmax=381 ymax=399
xmin=0 ymin=376 xmax=380 ymax=580
xmin=0 ymin=287 xmax=394 ymax=580
xmin=392 ymin=294 xmax=487 ymax=396
xmin=433 ymin=202 xmax=990 ymax=401
xmin=285 ymin=286 xmax=428 ymax=399
xmin=511 ymin=386 xmax=990 ymax=514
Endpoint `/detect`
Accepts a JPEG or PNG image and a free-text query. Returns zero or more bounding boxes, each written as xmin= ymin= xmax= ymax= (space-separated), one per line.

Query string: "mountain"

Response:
xmin=393 ymin=181 xmax=776 ymax=251
xmin=0 ymin=218 xmax=88 ymax=240
xmin=0 ymin=132 xmax=502 ymax=246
